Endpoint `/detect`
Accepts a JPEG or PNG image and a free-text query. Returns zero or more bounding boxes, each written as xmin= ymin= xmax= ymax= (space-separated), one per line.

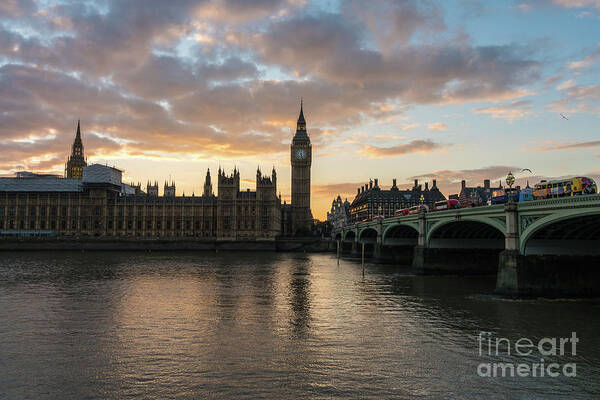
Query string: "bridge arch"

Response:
xmin=358 ymin=227 xmax=378 ymax=243
xmin=427 ymin=217 xmax=505 ymax=249
xmin=520 ymin=210 xmax=600 ymax=255
xmin=382 ymin=223 xmax=418 ymax=246
xmin=344 ymin=230 xmax=356 ymax=242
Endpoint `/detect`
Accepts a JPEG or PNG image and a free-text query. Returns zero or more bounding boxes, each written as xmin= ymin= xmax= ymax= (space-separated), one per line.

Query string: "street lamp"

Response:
xmin=420 ymin=194 xmax=424 ymax=204
xmin=506 ymin=171 xmax=515 ymax=202
xmin=378 ymin=205 xmax=382 ymax=218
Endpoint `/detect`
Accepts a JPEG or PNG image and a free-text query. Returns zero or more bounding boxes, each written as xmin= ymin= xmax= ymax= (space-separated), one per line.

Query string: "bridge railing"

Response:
xmin=517 ymin=193 xmax=600 ymax=208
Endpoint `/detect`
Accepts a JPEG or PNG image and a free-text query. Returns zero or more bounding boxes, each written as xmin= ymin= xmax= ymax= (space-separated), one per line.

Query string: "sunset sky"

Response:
xmin=1 ymin=0 xmax=599 ymax=219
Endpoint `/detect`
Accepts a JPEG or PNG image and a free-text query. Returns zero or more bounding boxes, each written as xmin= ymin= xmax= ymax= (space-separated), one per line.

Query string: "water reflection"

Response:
xmin=288 ymin=256 xmax=312 ymax=338
xmin=0 ymin=252 xmax=599 ymax=399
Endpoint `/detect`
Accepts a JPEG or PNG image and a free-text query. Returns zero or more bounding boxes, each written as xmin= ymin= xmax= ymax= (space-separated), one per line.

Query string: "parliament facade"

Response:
xmin=0 ymin=105 xmax=313 ymax=239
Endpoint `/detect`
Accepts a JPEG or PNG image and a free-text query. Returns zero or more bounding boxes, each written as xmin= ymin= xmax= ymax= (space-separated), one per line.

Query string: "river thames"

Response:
xmin=0 ymin=251 xmax=599 ymax=399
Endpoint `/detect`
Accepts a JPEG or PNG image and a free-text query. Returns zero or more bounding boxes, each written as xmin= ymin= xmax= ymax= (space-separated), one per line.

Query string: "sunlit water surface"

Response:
xmin=1 ymin=252 xmax=599 ymax=399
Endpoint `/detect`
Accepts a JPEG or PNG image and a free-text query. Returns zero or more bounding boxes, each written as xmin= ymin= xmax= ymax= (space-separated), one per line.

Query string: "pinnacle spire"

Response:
xmin=76 ymin=119 xmax=81 ymax=140
xmin=297 ymin=98 xmax=305 ymax=125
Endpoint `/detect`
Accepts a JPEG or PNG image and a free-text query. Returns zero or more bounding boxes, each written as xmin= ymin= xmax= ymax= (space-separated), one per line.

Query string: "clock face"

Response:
xmin=296 ymin=149 xmax=307 ymax=160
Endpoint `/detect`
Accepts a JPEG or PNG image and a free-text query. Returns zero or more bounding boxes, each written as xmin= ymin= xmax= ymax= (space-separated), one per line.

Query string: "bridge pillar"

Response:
xmin=495 ymin=202 xmax=600 ymax=297
xmin=373 ymin=220 xmax=383 ymax=260
xmin=351 ymin=226 xmax=360 ymax=257
xmin=496 ymin=202 xmax=521 ymax=295
xmin=504 ymin=202 xmax=519 ymax=251
xmin=417 ymin=209 xmax=427 ymax=247
xmin=412 ymin=209 xmax=428 ymax=271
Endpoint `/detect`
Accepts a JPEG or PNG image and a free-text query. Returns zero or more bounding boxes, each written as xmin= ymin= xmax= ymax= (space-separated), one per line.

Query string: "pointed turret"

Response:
xmin=203 ymin=168 xmax=213 ymax=197
xmin=65 ymin=119 xmax=87 ymax=178
xmin=75 ymin=119 xmax=81 ymax=141
xmin=293 ymin=99 xmax=309 ymax=142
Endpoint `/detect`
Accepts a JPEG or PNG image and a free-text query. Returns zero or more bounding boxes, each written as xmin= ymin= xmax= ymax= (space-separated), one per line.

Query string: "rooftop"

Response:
xmin=0 ymin=178 xmax=82 ymax=192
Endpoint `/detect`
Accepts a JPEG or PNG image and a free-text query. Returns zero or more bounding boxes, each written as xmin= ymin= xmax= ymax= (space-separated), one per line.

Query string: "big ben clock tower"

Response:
xmin=291 ymin=100 xmax=313 ymax=234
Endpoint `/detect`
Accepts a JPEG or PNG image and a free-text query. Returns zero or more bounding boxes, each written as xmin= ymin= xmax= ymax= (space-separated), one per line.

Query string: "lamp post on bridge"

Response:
xmin=506 ymin=171 xmax=515 ymax=203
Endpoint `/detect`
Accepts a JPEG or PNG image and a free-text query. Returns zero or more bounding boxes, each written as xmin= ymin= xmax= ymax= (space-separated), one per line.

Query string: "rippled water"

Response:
xmin=0 ymin=251 xmax=599 ymax=399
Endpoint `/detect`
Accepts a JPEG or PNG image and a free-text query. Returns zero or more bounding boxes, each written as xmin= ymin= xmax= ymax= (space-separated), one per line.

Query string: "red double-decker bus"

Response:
xmin=432 ymin=199 xmax=460 ymax=212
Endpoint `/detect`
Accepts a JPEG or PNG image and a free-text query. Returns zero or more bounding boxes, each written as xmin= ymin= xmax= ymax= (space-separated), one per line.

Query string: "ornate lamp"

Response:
xmin=506 ymin=171 xmax=515 ymax=202
xmin=420 ymin=194 xmax=424 ymax=204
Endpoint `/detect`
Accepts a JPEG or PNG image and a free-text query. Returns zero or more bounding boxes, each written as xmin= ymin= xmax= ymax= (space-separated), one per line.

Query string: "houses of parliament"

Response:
xmin=0 ymin=105 xmax=313 ymax=239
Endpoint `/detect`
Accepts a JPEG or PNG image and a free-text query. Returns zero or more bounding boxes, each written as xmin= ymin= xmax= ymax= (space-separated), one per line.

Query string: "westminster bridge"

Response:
xmin=333 ymin=194 xmax=600 ymax=297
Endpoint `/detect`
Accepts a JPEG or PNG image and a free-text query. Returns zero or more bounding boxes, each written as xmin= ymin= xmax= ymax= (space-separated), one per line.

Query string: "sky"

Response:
xmin=1 ymin=0 xmax=599 ymax=220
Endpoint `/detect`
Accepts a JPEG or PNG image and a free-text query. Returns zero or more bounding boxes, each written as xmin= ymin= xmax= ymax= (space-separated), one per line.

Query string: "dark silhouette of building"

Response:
xmin=290 ymin=100 xmax=313 ymax=235
xmin=203 ymin=169 xmax=213 ymax=196
xmin=1 ymin=105 xmax=312 ymax=239
xmin=146 ymin=181 xmax=159 ymax=196
xmin=164 ymin=181 xmax=176 ymax=197
xmin=327 ymin=195 xmax=350 ymax=230
xmin=349 ymin=178 xmax=446 ymax=222
xmin=65 ymin=120 xmax=87 ymax=178
xmin=458 ymin=179 xmax=503 ymax=207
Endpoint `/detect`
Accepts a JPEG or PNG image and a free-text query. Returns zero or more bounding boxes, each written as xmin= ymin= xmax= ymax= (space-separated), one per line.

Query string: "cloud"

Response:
xmin=557 ymin=79 xmax=576 ymax=91
xmin=0 ymin=0 xmax=541 ymax=165
xmin=517 ymin=3 xmax=533 ymax=12
xmin=472 ymin=100 xmax=532 ymax=122
xmin=409 ymin=165 xmax=522 ymax=196
xmin=549 ymin=82 xmax=600 ymax=114
xmin=400 ymin=123 xmax=420 ymax=131
xmin=525 ymin=140 xmax=600 ymax=152
xmin=313 ymin=182 xmax=366 ymax=198
xmin=552 ymin=0 xmax=600 ymax=9
xmin=245 ymin=13 xmax=539 ymax=104
xmin=343 ymin=0 xmax=445 ymax=51
xmin=0 ymin=0 xmax=36 ymax=18
xmin=567 ymin=43 xmax=600 ymax=71
xmin=359 ymin=139 xmax=444 ymax=158
xmin=427 ymin=122 xmax=447 ymax=131
xmin=0 ymin=0 xmax=550 ymax=220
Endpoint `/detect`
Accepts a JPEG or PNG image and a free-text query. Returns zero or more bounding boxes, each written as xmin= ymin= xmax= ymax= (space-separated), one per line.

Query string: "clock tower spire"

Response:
xmin=290 ymin=99 xmax=313 ymax=235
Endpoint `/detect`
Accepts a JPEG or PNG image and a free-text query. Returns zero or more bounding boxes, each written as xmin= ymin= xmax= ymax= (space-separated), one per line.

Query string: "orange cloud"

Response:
xmin=473 ymin=100 xmax=531 ymax=122
xmin=525 ymin=140 xmax=600 ymax=152
xmin=359 ymin=139 xmax=445 ymax=158
xmin=427 ymin=122 xmax=447 ymax=131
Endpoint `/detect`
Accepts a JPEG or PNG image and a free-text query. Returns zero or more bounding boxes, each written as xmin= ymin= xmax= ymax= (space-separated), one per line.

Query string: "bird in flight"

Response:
xmin=560 ymin=113 xmax=569 ymax=120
